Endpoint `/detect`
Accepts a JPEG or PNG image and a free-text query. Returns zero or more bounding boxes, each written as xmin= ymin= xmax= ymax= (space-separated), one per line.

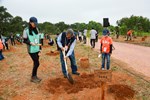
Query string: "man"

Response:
xmin=115 ymin=26 xmax=119 ymax=39
xmin=100 ymin=29 xmax=113 ymax=70
xmin=78 ymin=31 xmax=82 ymax=42
xmin=90 ymin=28 xmax=97 ymax=48
xmin=10 ymin=33 xmax=15 ymax=46
xmin=83 ymin=29 xmax=87 ymax=44
xmin=57 ymin=29 xmax=80 ymax=78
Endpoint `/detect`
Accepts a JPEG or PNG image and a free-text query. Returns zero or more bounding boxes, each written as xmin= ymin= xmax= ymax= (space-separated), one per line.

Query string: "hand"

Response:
xmin=38 ymin=44 xmax=42 ymax=46
xmin=38 ymin=51 xmax=41 ymax=56
xmin=64 ymin=56 xmax=67 ymax=60
xmin=110 ymin=53 xmax=112 ymax=56
xmin=30 ymin=42 xmax=36 ymax=46
xmin=61 ymin=47 xmax=65 ymax=51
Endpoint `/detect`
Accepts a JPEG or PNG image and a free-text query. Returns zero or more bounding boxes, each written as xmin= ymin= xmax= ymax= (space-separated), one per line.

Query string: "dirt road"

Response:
xmin=91 ymin=40 xmax=150 ymax=79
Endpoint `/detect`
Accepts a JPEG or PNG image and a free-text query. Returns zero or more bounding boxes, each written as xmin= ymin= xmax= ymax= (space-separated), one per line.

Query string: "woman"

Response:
xmin=23 ymin=17 xmax=42 ymax=83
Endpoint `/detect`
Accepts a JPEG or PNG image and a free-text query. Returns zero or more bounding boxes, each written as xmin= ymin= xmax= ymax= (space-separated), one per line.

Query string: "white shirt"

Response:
xmin=83 ymin=29 xmax=87 ymax=36
xmin=78 ymin=32 xmax=82 ymax=37
xmin=90 ymin=29 xmax=97 ymax=39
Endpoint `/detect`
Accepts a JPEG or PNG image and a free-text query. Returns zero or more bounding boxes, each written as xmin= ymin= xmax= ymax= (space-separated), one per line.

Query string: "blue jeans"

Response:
xmin=101 ymin=53 xmax=110 ymax=70
xmin=0 ymin=50 xmax=4 ymax=60
xmin=60 ymin=51 xmax=77 ymax=76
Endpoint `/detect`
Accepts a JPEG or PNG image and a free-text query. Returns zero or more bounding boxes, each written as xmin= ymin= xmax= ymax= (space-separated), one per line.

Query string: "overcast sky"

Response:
xmin=1 ymin=0 xmax=150 ymax=25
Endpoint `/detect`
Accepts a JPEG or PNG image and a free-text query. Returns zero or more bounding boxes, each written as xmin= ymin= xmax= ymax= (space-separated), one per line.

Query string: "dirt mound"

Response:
xmin=44 ymin=73 xmax=101 ymax=94
xmin=46 ymin=50 xmax=59 ymax=56
xmin=42 ymin=45 xmax=50 ymax=48
xmin=79 ymin=57 xmax=90 ymax=68
xmin=43 ymin=72 xmax=135 ymax=99
xmin=108 ymin=84 xmax=135 ymax=100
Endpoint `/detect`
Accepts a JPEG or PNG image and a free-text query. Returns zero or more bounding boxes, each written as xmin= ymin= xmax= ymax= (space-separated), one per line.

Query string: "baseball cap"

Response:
xmin=102 ymin=29 xmax=109 ymax=36
xmin=29 ymin=17 xmax=38 ymax=26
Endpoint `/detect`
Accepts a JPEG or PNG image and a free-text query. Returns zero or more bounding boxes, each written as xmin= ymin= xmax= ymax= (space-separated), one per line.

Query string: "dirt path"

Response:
xmin=90 ymin=39 xmax=150 ymax=79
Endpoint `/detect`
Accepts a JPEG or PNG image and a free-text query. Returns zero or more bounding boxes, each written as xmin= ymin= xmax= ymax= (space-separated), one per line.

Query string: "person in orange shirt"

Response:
xmin=126 ymin=29 xmax=133 ymax=41
xmin=0 ymin=36 xmax=4 ymax=60
xmin=100 ymin=29 xmax=113 ymax=70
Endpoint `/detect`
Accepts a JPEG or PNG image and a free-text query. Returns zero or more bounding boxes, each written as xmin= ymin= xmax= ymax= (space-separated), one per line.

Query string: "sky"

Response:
xmin=0 ymin=0 xmax=150 ymax=25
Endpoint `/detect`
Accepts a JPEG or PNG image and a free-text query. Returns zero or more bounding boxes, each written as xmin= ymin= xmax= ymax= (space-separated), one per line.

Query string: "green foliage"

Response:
xmin=117 ymin=15 xmax=150 ymax=35
xmin=87 ymin=21 xmax=103 ymax=32
xmin=0 ymin=6 xmax=13 ymax=35
xmin=1 ymin=6 xmax=150 ymax=37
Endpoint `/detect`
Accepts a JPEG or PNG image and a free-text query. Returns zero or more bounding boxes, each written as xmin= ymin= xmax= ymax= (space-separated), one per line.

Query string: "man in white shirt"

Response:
xmin=83 ymin=29 xmax=87 ymax=44
xmin=90 ymin=28 xmax=97 ymax=48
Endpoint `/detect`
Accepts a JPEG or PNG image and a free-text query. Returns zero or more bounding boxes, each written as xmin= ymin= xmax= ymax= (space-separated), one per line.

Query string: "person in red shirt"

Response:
xmin=100 ymin=29 xmax=113 ymax=70
xmin=0 ymin=36 xmax=4 ymax=60
xmin=126 ymin=29 xmax=133 ymax=41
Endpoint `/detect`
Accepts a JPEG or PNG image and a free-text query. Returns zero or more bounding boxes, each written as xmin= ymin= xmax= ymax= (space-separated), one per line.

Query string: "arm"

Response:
xmin=57 ymin=33 xmax=63 ymax=49
xmin=66 ymin=39 xmax=76 ymax=57
xmin=100 ymin=44 xmax=102 ymax=53
xmin=23 ymin=29 xmax=30 ymax=45
xmin=109 ymin=38 xmax=113 ymax=54
xmin=110 ymin=44 xmax=112 ymax=54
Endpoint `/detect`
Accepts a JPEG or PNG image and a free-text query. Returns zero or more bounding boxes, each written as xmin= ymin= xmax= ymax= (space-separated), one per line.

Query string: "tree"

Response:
xmin=117 ymin=15 xmax=150 ymax=34
xmin=9 ymin=16 xmax=24 ymax=34
xmin=0 ymin=6 xmax=13 ymax=35
xmin=55 ymin=22 xmax=69 ymax=32
xmin=88 ymin=21 xmax=103 ymax=32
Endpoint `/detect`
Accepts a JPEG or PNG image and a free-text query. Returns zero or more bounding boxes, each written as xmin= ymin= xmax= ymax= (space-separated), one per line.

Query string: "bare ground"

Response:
xmin=0 ymin=39 xmax=149 ymax=100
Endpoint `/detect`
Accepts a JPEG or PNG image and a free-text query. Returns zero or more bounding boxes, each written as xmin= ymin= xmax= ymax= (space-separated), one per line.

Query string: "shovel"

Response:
xmin=62 ymin=50 xmax=74 ymax=84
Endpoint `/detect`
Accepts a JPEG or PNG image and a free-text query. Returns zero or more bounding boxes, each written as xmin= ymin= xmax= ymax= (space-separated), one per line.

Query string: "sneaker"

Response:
xmin=30 ymin=76 xmax=42 ymax=83
xmin=101 ymin=68 xmax=105 ymax=70
xmin=72 ymin=72 xmax=80 ymax=75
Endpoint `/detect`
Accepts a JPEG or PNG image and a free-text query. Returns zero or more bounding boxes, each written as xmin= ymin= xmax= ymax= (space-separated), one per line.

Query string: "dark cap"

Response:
xmin=29 ymin=17 xmax=38 ymax=26
xmin=102 ymin=29 xmax=109 ymax=36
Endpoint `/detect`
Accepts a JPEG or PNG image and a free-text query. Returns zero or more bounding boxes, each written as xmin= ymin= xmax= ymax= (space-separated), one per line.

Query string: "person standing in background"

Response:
xmin=126 ymin=29 xmax=133 ymax=41
xmin=83 ymin=29 xmax=87 ymax=44
xmin=10 ymin=33 xmax=15 ymax=46
xmin=39 ymin=32 xmax=44 ymax=46
xmin=90 ymin=28 xmax=97 ymax=48
xmin=78 ymin=31 xmax=82 ymax=42
xmin=0 ymin=35 xmax=4 ymax=60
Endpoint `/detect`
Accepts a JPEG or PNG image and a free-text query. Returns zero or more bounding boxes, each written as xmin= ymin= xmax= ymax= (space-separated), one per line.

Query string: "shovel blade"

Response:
xmin=67 ymin=73 xmax=74 ymax=84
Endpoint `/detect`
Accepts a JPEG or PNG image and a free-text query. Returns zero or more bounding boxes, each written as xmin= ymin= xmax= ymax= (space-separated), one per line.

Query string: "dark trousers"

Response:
xmin=83 ymin=35 xmax=86 ymax=44
xmin=96 ymin=36 xmax=98 ymax=42
xmin=11 ymin=38 xmax=15 ymax=46
xmin=3 ymin=42 xmax=9 ymax=50
xmin=116 ymin=32 xmax=119 ymax=39
xmin=40 ymin=39 xmax=44 ymax=46
xmin=90 ymin=39 xmax=96 ymax=48
xmin=29 ymin=52 xmax=40 ymax=77
xmin=79 ymin=37 xmax=82 ymax=42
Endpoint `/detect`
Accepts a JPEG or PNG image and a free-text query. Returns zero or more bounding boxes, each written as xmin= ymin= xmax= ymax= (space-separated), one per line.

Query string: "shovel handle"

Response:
xmin=62 ymin=50 xmax=68 ymax=71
